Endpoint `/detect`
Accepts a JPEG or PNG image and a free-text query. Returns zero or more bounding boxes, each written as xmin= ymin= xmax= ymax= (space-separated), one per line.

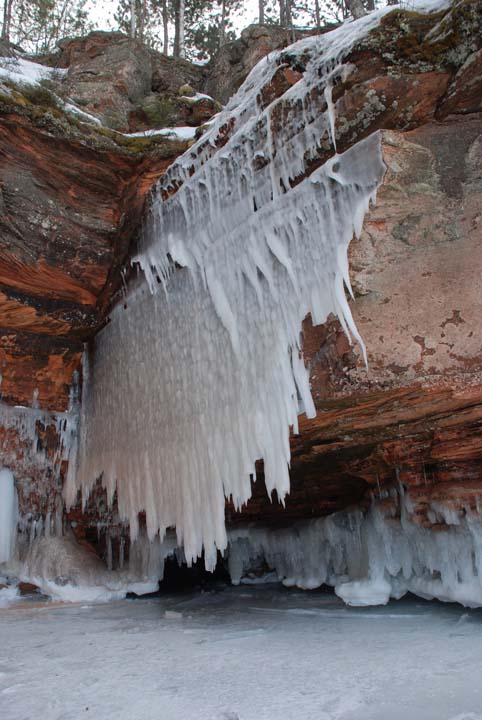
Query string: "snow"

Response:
xmin=1 ymin=585 xmax=482 ymax=720
xmin=228 ymin=486 xmax=482 ymax=608
xmin=179 ymin=91 xmax=216 ymax=102
xmin=0 ymin=468 xmax=17 ymax=564
xmin=63 ymin=100 xmax=103 ymax=126
xmin=124 ymin=126 xmax=198 ymax=140
xmin=0 ymin=56 xmax=65 ymax=86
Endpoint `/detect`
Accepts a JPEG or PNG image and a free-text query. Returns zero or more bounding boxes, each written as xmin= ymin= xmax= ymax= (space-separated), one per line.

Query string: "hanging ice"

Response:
xmin=68 ymin=5 xmax=446 ymax=569
xmin=0 ymin=468 xmax=17 ymax=564
xmin=227 ymin=487 xmax=482 ymax=609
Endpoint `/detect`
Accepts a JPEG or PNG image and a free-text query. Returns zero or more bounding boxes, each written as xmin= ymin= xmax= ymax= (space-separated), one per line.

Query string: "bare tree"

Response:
xmin=2 ymin=0 xmax=14 ymax=42
xmin=162 ymin=0 xmax=168 ymax=54
xmin=218 ymin=0 xmax=227 ymax=47
xmin=278 ymin=0 xmax=294 ymax=30
xmin=178 ymin=0 xmax=184 ymax=56
xmin=173 ymin=0 xmax=185 ymax=58
xmin=259 ymin=0 xmax=265 ymax=25
xmin=130 ymin=0 xmax=136 ymax=37
xmin=279 ymin=0 xmax=285 ymax=26
xmin=138 ymin=0 xmax=147 ymax=41
xmin=314 ymin=0 xmax=321 ymax=29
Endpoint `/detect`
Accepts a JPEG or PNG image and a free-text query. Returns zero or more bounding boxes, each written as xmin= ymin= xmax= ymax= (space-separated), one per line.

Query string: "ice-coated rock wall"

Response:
xmin=228 ymin=487 xmax=482 ymax=608
xmin=68 ymin=1 xmax=449 ymax=570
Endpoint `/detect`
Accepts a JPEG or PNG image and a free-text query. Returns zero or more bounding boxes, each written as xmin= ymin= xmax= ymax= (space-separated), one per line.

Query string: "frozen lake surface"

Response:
xmin=1 ymin=585 xmax=482 ymax=720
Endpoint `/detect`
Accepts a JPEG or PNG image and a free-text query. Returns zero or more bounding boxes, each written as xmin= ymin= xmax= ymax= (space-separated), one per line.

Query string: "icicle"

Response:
xmin=0 ymin=468 xmax=17 ymax=564
xmin=106 ymin=533 xmax=113 ymax=572
xmin=227 ymin=490 xmax=482 ymax=609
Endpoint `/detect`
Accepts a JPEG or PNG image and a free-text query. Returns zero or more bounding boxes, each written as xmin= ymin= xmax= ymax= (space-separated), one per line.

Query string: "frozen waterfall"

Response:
xmin=66 ymin=7 xmax=416 ymax=568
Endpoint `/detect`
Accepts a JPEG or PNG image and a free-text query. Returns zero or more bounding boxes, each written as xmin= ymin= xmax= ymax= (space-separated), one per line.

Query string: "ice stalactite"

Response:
xmin=0 ymin=468 xmax=17 ymax=564
xmin=227 ymin=487 xmax=482 ymax=608
xmin=73 ymin=133 xmax=383 ymax=570
xmin=0 ymin=380 xmax=80 ymax=486
xmin=70 ymin=2 xmax=446 ymax=570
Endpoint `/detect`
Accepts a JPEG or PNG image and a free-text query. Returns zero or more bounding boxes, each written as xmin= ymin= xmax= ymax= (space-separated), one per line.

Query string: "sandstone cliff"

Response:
xmin=0 ymin=0 xmax=481 ymax=567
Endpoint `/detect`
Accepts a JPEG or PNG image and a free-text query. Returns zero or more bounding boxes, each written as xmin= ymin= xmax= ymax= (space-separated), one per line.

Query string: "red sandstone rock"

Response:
xmin=1 ymin=1 xmax=481 ymax=548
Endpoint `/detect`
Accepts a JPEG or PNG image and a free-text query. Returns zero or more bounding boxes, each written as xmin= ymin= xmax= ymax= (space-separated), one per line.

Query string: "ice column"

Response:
xmin=0 ymin=468 xmax=17 ymax=564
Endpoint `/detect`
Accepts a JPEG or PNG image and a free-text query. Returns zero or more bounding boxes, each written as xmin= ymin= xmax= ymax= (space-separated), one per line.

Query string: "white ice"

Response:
xmin=1 ymin=586 xmax=482 ymax=720
xmin=0 ymin=468 xmax=17 ymax=565
xmin=3 ymin=529 xmax=182 ymax=604
xmin=228 ymin=487 xmax=482 ymax=608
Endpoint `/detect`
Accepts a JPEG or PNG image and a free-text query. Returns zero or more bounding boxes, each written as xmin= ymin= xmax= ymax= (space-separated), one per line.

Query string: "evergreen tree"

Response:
xmin=1 ymin=0 xmax=91 ymax=52
xmin=184 ymin=0 xmax=241 ymax=61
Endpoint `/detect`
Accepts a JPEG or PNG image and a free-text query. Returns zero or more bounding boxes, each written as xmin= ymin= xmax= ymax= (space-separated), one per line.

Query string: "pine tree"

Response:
xmin=2 ymin=0 xmax=91 ymax=52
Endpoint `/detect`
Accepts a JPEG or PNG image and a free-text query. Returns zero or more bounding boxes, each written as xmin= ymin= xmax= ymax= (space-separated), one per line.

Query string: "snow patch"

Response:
xmin=124 ymin=126 xmax=198 ymax=141
xmin=0 ymin=56 xmax=65 ymax=86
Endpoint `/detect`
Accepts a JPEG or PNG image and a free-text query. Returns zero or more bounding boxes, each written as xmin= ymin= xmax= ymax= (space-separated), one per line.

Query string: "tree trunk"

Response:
xmin=259 ymin=0 xmax=265 ymax=25
xmin=173 ymin=0 xmax=179 ymax=57
xmin=284 ymin=0 xmax=295 ymax=42
xmin=279 ymin=0 xmax=285 ymax=26
xmin=174 ymin=0 xmax=185 ymax=58
xmin=218 ymin=0 xmax=227 ymax=48
xmin=130 ymin=0 xmax=136 ymax=38
xmin=162 ymin=0 xmax=169 ymax=54
xmin=366 ymin=0 xmax=375 ymax=10
xmin=2 ymin=0 xmax=14 ymax=42
xmin=345 ymin=0 xmax=366 ymax=19
xmin=314 ymin=0 xmax=321 ymax=29
xmin=139 ymin=0 xmax=147 ymax=42
xmin=178 ymin=0 xmax=185 ymax=57
xmin=285 ymin=0 xmax=293 ymax=29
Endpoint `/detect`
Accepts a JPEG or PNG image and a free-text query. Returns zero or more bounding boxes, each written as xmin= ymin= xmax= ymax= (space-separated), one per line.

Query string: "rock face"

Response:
xmin=35 ymin=32 xmax=218 ymax=132
xmin=1 ymin=0 xmax=482 ymax=564
xmin=235 ymin=114 xmax=482 ymax=527
xmin=204 ymin=24 xmax=316 ymax=104
xmin=0 ymin=103 xmax=188 ymax=409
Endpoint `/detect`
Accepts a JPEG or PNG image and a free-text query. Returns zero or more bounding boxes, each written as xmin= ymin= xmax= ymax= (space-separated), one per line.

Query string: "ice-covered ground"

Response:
xmin=1 ymin=585 xmax=482 ymax=720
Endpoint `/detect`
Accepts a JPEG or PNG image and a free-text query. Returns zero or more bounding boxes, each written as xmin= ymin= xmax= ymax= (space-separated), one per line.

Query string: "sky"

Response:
xmin=85 ymin=0 xmax=263 ymax=35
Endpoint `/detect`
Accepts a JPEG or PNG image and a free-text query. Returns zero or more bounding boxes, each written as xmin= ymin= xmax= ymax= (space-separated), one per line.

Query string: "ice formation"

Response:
xmin=69 ymin=0 xmax=451 ymax=571
xmin=0 ymin=386 xmax=79 ymax=488
xmin=228 ymin=487 xmax=482 ymax=608
xmin=5 ymin=530 xmax=178 ymax=603
xmin=0 ymin=468 xmax=17 ymax=564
